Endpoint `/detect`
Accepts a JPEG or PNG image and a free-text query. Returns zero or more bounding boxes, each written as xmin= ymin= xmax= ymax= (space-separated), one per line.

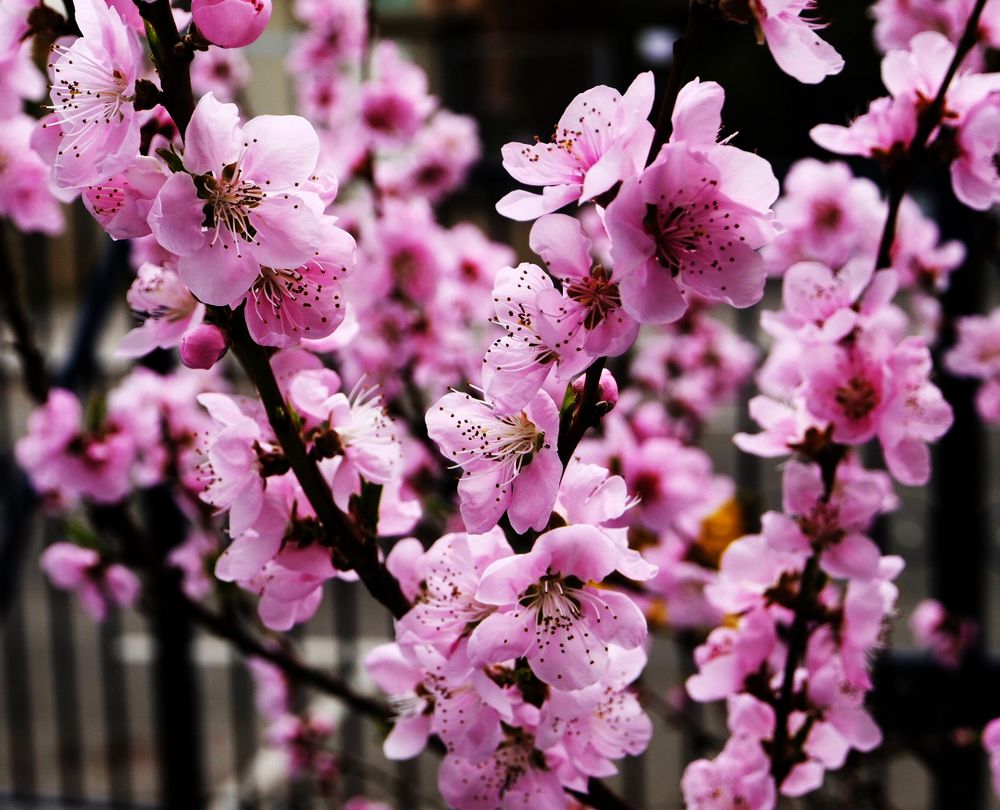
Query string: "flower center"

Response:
xmin=566 ymin=264 xmax=622 ymax=329
xmin=834 ymin=376 xmax=879 ymax=420
xmin=195 ymin=161 xmax=264 ymax=244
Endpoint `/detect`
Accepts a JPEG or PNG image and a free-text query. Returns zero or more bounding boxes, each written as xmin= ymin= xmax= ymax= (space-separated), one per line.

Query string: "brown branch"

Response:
xmin=647 ymin=0 xmax=714 ymax=165
xmin=0 ymin=227 xmax=51 ymax=404
xmin=222 ymin=308 xmax=411 ymax=619
xmin=181 ymin=595 xmax=393 ymax=722
xmin=873 ymin=0 xmax=989 ymax=271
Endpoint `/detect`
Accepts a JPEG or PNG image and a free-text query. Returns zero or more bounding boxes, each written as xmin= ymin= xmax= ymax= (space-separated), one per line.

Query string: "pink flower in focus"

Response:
xmin=42 ymin=0 xmax=143 ymax=188
xmin=468 ymin=525 xmax=649 ymax=690
xmin=482 ymin=262 xmax=589 ymax=413
xmin=180 ymin=323 xmax=229 ymax=369
xmin=529 ymin=213 xmax=639 ymax=359
xmin=243 ymin=221 xmax=356 ymax=348
xmin=192 ymin=0 xmax=272 ymax=48
xmin=426 ymin=389 xmax=561 ymax=534
xmin=118 ymin=263 xmax=206 ymax=358
xmin=496 ymin=73 xmax=654 ymax=221
xmin=605 ymin=142 xmax=776 ymax=323
xmin=147 ymin=93 xmax=324 ymax=306
xmin=537 ymin=645 xmax=653 ymax=777
xmin=748 ymin=0 xmax=844 ymax=84
xmin=83 ymin=156 xmax=167 ymax=240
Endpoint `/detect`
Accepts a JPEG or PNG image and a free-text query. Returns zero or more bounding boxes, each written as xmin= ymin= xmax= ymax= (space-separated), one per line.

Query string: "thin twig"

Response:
xmin=0 ymin=227 xmax=51 ymax=404
xmin=873 ymin=0 xmax=989 ymax=270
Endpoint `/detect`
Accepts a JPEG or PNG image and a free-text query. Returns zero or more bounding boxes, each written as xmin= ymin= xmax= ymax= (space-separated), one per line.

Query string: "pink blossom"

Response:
xmin=243 ymin=221 xmax=355 ymax=348
xmin=909 ymin=598 xmax=977 ymax=668
xmin=749 ymin=0 xmax=844 ymax=84
xmin=529 ymin=213 xmax=638 ymax=359
xmin=426 ymin=389 xmax=561 ymax=534
xmin=360 ymin=42 xmax=435 ymax=147
xmin=467 ymin=525 xmax=649 ymax=689
xmin=118 ymin=263 xmax=206 ymax=358
xmin=0 ymin=114 xmax=66 ymax=235
xmin=196 ymin=391 xmax=275 ymax=534
xmin=16 ymin=389 xmax=135 ymax=505
xmin=762 ymin=159 xmax=883 ymax=274
xmin=871 ymin=0 xmax=1000 ymax=54
xmin=393 ymin=529 xmax=513 ymax=650
xmin=605 ymin=142 xmax=776 ymax=323
xmin=682 ymin=735 xmax=776 ymax=810
xmin=192 ymin=0 xmax=272 ymax=48
xmin=289 ymin=370 xmax=402 ymax=509
xmin=42 ymin=0 xmax=144 ymax=188
xmin=537 ymin=645 xmax=652 ymax=777
xmin=168 ymin=530 xmax=217 ymax=600
xmin=946 ymin=310 xmax=1000 ymax=380
xmin=366 ymin=640 xmax=515 ymax=761
xmin=482 ymin=262 xmax=589 ymax=412
xmin=374 ymin=109 xmax=481 ymax=203
xmin=190 ymin=48 xmax=251 ymax=103
xmin=179 ymin=323 xmax=229 ymax=369
xmin=496 ymin=73 xmax=654 ymax=221
xmin=985 ymin=717 xmax=1000 ymax=797
xmin=83 ymin=156 xmax=167 ymax=240
xmin=950 ymin=93 xmax=1000 ymax=210
xmin=40 ymin=542 xmax=140 ymax=622
xmin=147 ymin=93 xmax=324 ymax=306
xmin=687 ymin=608 xmax=777 ymax=702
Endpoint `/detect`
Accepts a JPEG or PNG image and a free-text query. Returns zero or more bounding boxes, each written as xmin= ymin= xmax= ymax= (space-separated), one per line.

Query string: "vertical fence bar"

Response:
xmin=142 ymin=484 xmax=206 ymax=809
xmin=3 ymin=596 xmax=37 ymax=796
xmin=229 ymin=654 xmax=257 ymax=808
xmin=929 ymin=207 xmax=989 ymax=810
xmin=99 ymin=608 xmax=134 ymax=802
xmin=334 ymin=580 xmax=362 ymax=799
xmin=46 ymin=576 xmax=85 ymax=797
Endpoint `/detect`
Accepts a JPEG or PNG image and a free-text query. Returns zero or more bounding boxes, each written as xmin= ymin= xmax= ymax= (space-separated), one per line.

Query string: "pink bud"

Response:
xmin=573 ymin=368 xmax=619 ymax=411
xmin=180 ymin=324 xmax=229 ymax=369
xmin=192 ymin=0 xmax=272 ymax=49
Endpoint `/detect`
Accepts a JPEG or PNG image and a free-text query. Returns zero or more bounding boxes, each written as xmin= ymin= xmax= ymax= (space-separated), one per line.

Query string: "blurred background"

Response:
xmin=1 ymin=0 xmax=999 ymax=807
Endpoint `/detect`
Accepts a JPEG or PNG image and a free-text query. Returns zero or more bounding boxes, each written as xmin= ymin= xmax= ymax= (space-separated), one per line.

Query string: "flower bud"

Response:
xmin=180 ymin=324 xmax=229 ymax=370
xmin=572 ymin=368 xmax=619 ymax=412
xmin=192 ymin=0 xmax=272 ymax=49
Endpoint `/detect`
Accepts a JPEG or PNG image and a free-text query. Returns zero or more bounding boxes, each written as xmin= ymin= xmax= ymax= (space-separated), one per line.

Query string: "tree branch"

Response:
xmin=873 ymin=0 xmax=989 ymax=271
xmin=0 ymin=227 xmax=51 ymax=405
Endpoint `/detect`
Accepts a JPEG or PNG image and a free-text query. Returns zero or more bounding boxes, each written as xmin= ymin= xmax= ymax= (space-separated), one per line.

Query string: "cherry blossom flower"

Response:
xmin=40 ymin=542 xmax=140 ymax=622
xmin=16 ymin=388 xmax=135 ymax=505
xmin=426 ymin=389 xmax=561 ymax=534
xmin=147 ymin=93 xmax=325 ymax=306
xmin=949 ymin=93 xmax=1000 ymax=211
xmin=243 ymin=220 xmax=356 ymax=348
xmin=537 ymin=645 xmax=653 ymax=777
xmin=482 ymin=262 xmax=589 ymax=413
xmin=605 ymin=141 xmax=777 ymax=323
xmin=748 ymin=0 xmax=844 ymax=84
xmin=82 ymin=156 xmax=167 ymax=240
xmin=496 ymin=72 xmax=654 ymax=221
xmin=42 ymin=0 xmax=144 ymax=188
xmin=192 ymin=0 xmax=272 ymax=49
xmin=467 ymin=525 xmax=649 ymax=689
xmin=392 ymin=528 xmax=513 ymax=650
xmin=529 ymin=213 xmax=638 ymax=359
xmin=118 ymin=263 xmax=206 ymax=358
xmin=0 ymin=114 xmax=66 ymax=235
xmin=437 ymin=713 xmax=566 ymax=810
